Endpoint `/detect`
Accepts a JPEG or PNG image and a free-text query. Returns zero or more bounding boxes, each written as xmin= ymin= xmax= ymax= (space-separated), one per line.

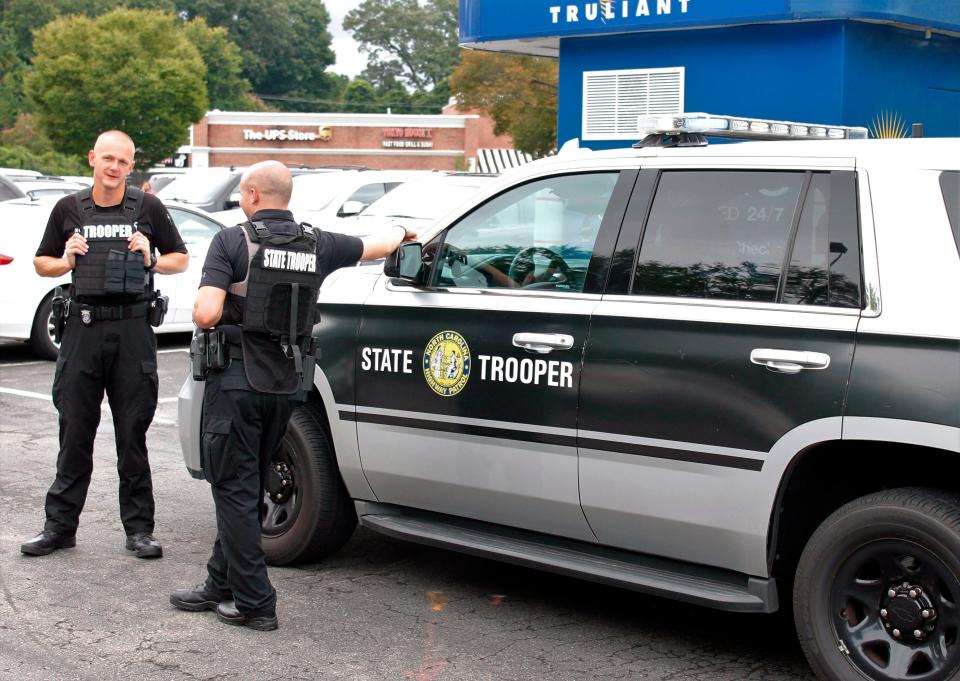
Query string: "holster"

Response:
xmin=190 ymin=328 xmax=230 ymax=381
xmin=51 ymin=287 xmax=68 ymax=344
xmin=148 ymin=290 xmax=168 ymax=327
xmin=291 ymin=336 xmax=319 ymax=403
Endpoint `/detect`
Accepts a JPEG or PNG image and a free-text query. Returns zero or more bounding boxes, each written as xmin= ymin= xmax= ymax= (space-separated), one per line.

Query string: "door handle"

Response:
xmin=750 ymin=348 xmax=831 ymax=374
xmin=512 ymin=333 xmax=574 ymax=354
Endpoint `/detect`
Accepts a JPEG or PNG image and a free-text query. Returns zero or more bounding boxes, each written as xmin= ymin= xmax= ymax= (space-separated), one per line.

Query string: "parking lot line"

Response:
xmin=0 ymin=387 xmax=176 ymax=426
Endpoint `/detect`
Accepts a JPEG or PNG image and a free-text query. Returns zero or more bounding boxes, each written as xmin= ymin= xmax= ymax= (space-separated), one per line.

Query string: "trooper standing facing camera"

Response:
xmin=169 ymin=161 xmax=413 ymax=631
xmin=22 ymin=130 xmax=188 ymax=559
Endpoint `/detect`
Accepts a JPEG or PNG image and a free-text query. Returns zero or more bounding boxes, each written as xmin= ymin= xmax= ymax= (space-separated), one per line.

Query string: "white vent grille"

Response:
xmin=582 ymin=67 xmax=684 ymax=141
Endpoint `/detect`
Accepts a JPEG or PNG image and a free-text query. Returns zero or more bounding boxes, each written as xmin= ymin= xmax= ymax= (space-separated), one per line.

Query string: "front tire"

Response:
xmin=261 ymin=401 xmax=356 ymax=566
xmin=29 ymin=291 xmax=60 ymax=361
xmin=794 ymin=488 xmax=960 ymax=681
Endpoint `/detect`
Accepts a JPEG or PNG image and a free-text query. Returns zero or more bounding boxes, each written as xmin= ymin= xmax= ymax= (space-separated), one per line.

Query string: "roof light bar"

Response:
xmin=637 ymin=113 xmax=868 ymax=141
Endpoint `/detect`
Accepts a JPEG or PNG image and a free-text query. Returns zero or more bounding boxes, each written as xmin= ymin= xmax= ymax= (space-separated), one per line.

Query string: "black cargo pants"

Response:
xmin=45 ymin=314 xmax=159 ymax=536
xmin=201 ymin=359 xmax=292 ymax=617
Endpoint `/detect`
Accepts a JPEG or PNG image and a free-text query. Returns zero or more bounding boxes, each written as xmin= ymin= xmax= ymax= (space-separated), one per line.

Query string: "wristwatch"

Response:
xmin=145 ymin=253 xmax=158 ymax=271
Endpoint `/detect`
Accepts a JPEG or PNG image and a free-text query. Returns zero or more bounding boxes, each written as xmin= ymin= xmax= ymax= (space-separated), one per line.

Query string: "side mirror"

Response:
xmin=339 ymin=200 xmax=366 ymax=217
xmin=384 ymin=241 xmax=423 ymax=282
xmin=225 ymin=191 xmax=241 ymax=209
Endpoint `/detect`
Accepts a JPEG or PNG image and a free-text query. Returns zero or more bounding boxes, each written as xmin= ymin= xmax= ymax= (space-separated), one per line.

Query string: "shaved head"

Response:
xmin=241 ymin=161 xmax=293 ymax=206
xmin=93 ymin=130 xmax=135 ymax=156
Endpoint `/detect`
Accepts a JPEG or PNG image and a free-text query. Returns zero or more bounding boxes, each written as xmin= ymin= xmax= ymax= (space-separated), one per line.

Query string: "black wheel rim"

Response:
xmin=831 ymin=539 xmax=960 ymax=680
xmin=261 ymin=439 xmax=302 ymax=537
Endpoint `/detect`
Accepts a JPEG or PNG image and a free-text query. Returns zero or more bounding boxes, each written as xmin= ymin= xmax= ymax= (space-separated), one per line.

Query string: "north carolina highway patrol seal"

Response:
xmin=423 ymin=331 xmax=471 ymax=397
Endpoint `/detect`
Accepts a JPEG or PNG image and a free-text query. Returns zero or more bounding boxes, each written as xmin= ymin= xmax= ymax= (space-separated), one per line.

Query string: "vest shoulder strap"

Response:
xmin=75 ymin=187 xmax=94 ymax=215
xmin=227 ymin=223 xmax=260 ymax=296
xmin=123 ymin=186 xmax=144 ymax=225
xmin=73 ymin=186 xmax=143 ymax=223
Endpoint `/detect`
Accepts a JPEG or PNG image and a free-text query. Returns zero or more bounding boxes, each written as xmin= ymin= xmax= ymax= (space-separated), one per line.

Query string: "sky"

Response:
xmin=325 ymin=0 xmax=367 ymax=79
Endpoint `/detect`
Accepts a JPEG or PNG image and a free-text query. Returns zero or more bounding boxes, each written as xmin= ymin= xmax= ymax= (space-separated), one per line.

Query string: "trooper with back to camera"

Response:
xmin=169 ymin=160 xmax=415 ymax=631
xmin=21 ymin=130 xmax=188 ymax=559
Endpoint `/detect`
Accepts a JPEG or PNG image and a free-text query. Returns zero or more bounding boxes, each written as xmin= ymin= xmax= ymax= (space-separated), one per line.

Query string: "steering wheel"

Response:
xmin=507 ymin=247 xmax=571 ymax=287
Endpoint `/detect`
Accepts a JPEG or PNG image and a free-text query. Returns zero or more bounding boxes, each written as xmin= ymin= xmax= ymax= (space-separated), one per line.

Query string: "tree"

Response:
xmin=181 ymin=17 xmax=257 ymax=111
xmin=25 ymin=9 xmax=207 ymax=168
xmin=0 ymin=25 xmax=26 ymax=128
xmin=0 ymin=145 xmax=89 ymax=176
xmin=450 ymin=50 xmax=559 ymax=156
xmin=176 ymin=0 xmax=339 ymax=112
xmin=341 ymin=79 xmax=379 ymax=113
xmin=2 ymin=0 xmax=175 ymax=61
xmin=344 ymin=0 xmax=459 ymax=92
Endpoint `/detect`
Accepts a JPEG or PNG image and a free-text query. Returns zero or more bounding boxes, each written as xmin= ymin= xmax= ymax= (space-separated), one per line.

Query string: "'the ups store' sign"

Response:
xmin=243 ymin=127 xmax=333 ymax=142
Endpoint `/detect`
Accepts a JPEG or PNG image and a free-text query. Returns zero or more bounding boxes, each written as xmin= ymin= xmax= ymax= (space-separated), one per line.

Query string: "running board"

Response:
xmin=358 ymin=506 xmax=777 ymax=613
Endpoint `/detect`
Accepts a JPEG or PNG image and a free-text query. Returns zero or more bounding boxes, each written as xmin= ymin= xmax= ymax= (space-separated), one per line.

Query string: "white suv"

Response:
xmin=181 ymin=115 xmax=960 ymax=681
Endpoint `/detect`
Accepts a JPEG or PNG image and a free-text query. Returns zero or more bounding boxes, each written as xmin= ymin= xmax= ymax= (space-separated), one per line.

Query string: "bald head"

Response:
xmin=240 ymin=161 xmax=293 ymax=209
xmin=93 ymin=130 xmax=135 ymax=156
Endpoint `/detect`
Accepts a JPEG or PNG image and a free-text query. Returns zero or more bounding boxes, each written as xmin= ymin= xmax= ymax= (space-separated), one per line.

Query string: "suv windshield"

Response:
xmin=361 ymin=180 xmax=488 ymax=220
xmin=158 ymin=168 xmax=235 ymax=204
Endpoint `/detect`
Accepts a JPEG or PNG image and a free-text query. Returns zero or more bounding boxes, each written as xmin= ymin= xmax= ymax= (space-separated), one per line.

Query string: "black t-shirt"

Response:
xmin=199 ymin=208 xmax=364 ymax=291
xmin=35 ymin=190 xmax=187 ymax=259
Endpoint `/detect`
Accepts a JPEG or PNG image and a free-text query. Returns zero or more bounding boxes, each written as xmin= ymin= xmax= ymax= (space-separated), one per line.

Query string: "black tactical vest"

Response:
xmin=72 ymin=187 xmax=151 ymax=301
xmin=225 ymin=221 xmax=323 ymax=394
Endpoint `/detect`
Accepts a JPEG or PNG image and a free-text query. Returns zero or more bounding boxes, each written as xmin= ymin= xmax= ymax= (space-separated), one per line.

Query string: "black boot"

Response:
xmin=20 ymin=530 xmax=76 ymax=556
xmin=170 ymin=584 xmax=229 ymax=612
xmin=125 ymin=532 xmax=163 ymax=559
xmin=216 ymin=601 xmax=278 ymax=631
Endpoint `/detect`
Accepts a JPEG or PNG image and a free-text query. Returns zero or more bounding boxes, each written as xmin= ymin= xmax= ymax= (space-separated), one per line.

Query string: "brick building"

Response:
xmin=182 ymin=103 xmax=516 ymax=171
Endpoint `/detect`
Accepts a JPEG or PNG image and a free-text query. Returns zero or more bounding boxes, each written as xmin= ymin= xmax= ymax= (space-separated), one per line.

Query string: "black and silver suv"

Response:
xmin=180 ymin=114 xmax=960 ymax=681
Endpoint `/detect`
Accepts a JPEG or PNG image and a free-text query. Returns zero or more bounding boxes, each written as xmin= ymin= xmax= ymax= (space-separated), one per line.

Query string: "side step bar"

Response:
xmin=358 ymin=506 xmax=777 ymax=613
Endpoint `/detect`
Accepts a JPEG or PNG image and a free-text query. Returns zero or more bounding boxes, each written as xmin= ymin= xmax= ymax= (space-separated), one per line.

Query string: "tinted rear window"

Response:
xmin=940 ymin=171 xmax=960 ymax=257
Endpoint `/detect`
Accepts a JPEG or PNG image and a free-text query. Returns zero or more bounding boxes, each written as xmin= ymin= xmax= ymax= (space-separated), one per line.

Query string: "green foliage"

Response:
xmin=344 ymin=0 xmax=459 ymax=92
xmin=2 ymin=0 xmax=175 ymax=61
xmin=450 ymin=51 xmax=559 ymax=157
xmin=0 ymin=113 xmax=55 ymax=154
xmin=177 ymin=0 xmax=338 ymax=111
xmin=341 ymin=79 xmax=379 ymax=113
xmin=181 ymin=17 xmax=253 ymax=111
xmin=0 ymin=25 xmax=26 ymax=128
xmin=24 ymin=9 xmax=207 ymax=168
xmin=0 ymin=145 xmax=88 ymax=176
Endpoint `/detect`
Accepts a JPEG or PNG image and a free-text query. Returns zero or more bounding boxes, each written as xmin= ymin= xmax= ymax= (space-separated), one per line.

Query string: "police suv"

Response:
xmin=180 ymin=114 xmax=960 ymax=681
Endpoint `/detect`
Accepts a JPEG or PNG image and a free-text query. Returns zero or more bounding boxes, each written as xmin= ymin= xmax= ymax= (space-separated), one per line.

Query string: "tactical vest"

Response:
xmin=72 ymin=187 xmax=151 ymax=300
xmin=225 ymin=221 xmax=323 ymax=394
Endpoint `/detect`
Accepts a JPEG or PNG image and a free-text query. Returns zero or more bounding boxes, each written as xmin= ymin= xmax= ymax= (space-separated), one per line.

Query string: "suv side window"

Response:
xmin=633 ymin=170 xmax=862 ymax=307
xmin=430 ymin=173 xmax=619 ymax=292
xmin=783 ymin=172 xmax=862 ymax=307
xmin=940 ymin=171 xmax=960 ymax=257
xmin=634 ymin=171 xmax=805 ymax=302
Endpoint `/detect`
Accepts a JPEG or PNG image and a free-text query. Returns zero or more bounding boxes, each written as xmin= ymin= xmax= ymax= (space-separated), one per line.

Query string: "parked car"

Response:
xmin=158 ymin=166 xmax=340 ymax=214
xmin=0 ymin=196 xmax=225 ymax=359
xmin=0 ymin=175 xmax=26 ymax=202
xmin=12 ymin=178 xmax=89 ymax=201
xmin=0 ymin=167 xmax=42 ymax=180
xmin=212 ymin=169 xmax=430 ymax=231
xmin=333 ymin=173 xmax=499 ymax=238
xmin=181 ymin=113 xmax=960 ymax=681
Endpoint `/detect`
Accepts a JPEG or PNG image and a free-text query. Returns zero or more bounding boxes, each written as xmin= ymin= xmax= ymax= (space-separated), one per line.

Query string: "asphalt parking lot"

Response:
xmin=0 ymin=335 xmax=815 ymax=681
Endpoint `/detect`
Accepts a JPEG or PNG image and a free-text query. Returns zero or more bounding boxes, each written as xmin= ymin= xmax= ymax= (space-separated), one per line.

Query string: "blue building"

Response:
xmin=459 ymin=0 xmax=960 ymax=148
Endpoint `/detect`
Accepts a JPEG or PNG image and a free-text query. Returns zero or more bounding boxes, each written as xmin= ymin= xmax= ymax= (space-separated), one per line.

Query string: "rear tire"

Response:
xmin=261 ymin=401 xmax=356 ymax=566
xmin=29 ymin=292 xmax=60 ymax=361
xmin=794 ymin=488 xmax=960 ymax=681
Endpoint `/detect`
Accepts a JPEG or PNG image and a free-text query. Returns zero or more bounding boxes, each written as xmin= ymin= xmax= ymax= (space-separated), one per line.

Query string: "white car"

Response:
xmin=0 ymin=197 xmax=225 ymax=359
xmin=212 ymin=169 xmax=431 ymax=231
xmin=333 ymin=173 xmax=499 ymax=238
xmin=12 ymin=178 xmax=89 ymax=201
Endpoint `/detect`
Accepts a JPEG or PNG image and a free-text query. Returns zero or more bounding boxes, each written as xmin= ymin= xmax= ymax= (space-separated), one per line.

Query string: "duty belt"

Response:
xmin=227 ymin=343 xmax=244 ymax=360
xmin=69 ymin=301 xmax=150 ymax=323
